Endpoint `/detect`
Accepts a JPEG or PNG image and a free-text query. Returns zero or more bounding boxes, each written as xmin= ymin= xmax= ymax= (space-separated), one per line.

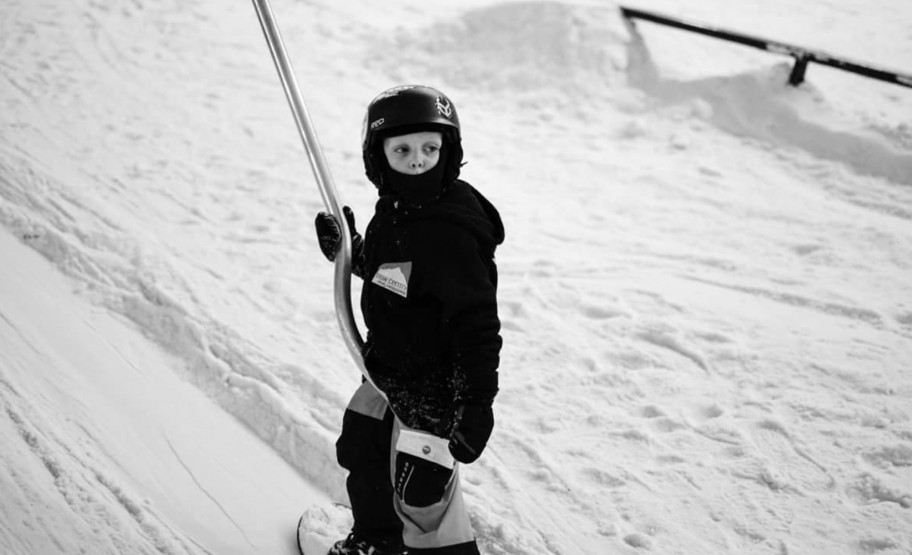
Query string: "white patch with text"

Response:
xmin=372 ymin=262 xmax=412 ymax=298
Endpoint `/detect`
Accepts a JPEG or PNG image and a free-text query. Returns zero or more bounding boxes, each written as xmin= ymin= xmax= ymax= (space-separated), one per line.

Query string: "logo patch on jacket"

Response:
xmin=372 ymin=262 xmax=412 ymax=298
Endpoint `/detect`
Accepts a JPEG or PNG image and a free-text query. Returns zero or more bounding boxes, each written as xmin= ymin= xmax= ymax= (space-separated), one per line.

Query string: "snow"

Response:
xmin=0 ymin=230 xmax=324 ymax=554
xmin=1 ymin=0 xmax=911 ymax=553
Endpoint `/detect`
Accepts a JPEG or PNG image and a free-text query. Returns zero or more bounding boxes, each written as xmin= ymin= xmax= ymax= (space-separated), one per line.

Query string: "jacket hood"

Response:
xmin=390 ymin=180 xmax=504 ymax=251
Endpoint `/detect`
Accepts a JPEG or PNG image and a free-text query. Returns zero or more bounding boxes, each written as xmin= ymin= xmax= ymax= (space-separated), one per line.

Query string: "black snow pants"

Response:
xmin=336 ymin=381 xmax=480 ymax=554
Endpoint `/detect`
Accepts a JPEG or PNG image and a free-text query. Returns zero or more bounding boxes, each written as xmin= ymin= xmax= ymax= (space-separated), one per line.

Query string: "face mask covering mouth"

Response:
xmin=385 ymin=149 xmax=449 ymax=207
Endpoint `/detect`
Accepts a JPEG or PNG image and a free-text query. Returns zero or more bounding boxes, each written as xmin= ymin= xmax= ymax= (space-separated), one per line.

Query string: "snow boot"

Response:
xmin=328 ymin=533 xmax=405 ymax=555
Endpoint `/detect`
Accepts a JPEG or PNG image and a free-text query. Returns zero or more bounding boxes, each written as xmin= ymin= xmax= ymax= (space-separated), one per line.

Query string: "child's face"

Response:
xmin=382 ymin=131 xmax=443 ymax=175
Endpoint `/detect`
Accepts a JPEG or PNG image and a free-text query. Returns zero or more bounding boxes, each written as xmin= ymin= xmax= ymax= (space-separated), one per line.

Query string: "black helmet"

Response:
xmin=362 ymin=85 xmax=463 ymax=188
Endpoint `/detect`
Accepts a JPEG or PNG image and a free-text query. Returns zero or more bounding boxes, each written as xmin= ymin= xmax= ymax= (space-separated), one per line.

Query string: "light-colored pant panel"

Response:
xmin=391 ymin=418 xmax=475 ymax=549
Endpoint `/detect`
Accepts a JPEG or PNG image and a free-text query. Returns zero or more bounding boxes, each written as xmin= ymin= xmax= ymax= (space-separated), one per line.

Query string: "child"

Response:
xmin=315 ymin=85 xmax=504 ymax=555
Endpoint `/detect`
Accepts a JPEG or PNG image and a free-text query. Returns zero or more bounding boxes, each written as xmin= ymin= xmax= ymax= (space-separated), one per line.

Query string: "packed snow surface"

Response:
xmin=2 ymin=0 xmax=911 ymax=553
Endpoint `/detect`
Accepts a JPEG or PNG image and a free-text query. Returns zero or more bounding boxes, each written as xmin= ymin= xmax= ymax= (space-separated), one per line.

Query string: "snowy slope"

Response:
xmin=0 ymin=228 xmax=325 ymax=554
xmin=2 ymin=0 xmax=911 ymax=553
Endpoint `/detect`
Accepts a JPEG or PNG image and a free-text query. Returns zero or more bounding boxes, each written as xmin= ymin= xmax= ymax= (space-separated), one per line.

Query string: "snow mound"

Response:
xmin=625 ymin=19 xmax=912 ymax=186
xmin=370 ymin=2 xmax=629 ymax=101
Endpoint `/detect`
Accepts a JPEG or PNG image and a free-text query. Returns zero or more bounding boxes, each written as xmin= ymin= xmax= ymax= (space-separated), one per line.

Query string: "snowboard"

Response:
xmin=296 ymin=504 xmax=352 ymax=555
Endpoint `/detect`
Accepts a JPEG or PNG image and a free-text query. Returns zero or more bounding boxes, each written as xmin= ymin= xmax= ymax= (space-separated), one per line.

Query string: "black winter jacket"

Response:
xmin=359 ymin=180 xmax=504 ymax=434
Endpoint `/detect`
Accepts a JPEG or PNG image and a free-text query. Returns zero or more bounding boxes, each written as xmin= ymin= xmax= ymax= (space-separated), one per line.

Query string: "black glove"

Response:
xmin=314 ymin=206 xmax=364 ymax=275
xmin=448 ymin=403 xmax=494 ymax=464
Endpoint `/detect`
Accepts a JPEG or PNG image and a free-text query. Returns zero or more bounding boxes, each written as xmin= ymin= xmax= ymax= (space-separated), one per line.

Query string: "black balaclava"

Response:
xmin=382 ymin=143 xmax=449 ymax=208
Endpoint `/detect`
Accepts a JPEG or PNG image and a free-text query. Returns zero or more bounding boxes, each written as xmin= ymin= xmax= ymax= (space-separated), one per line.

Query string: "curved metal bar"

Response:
xmin=251 ymin=0 xmax=377 ymax=390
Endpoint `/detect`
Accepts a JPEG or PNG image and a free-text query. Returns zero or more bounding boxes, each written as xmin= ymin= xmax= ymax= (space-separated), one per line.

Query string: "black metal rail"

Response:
xmin=620 ymin=6 xmax=912 ymax=89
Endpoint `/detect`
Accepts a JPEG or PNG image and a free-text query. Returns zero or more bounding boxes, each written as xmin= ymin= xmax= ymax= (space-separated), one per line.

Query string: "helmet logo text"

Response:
xmin=370 ymin=117 xmax=385 ymax=129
